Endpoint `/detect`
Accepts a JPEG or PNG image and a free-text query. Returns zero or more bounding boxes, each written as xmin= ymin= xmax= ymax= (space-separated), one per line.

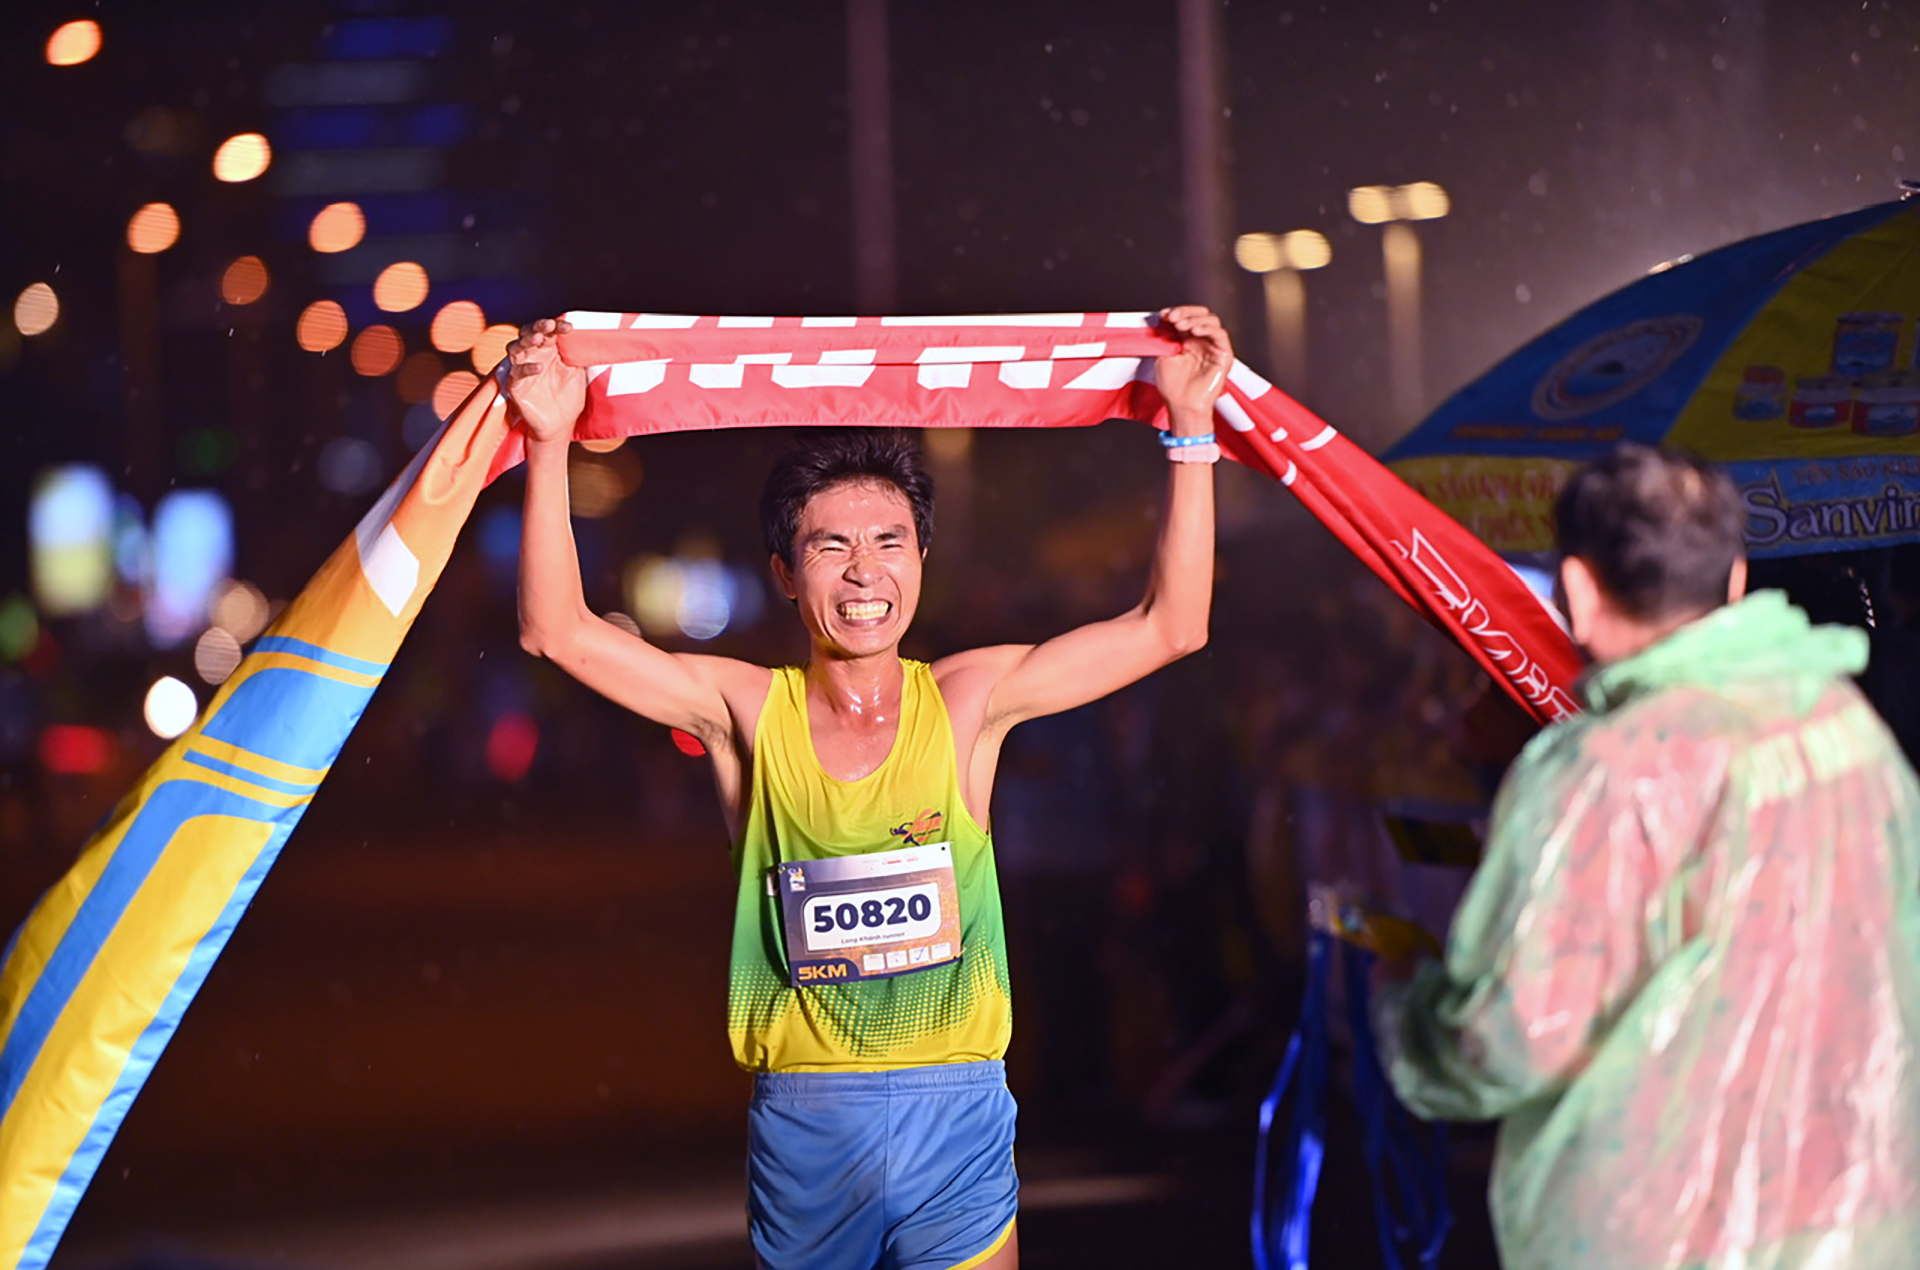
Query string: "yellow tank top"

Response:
xmin=727 ymin=661 xmax=1011 ymax=1072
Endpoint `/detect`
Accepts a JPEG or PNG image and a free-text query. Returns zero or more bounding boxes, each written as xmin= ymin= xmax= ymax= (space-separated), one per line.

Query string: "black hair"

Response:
xmin=759 ymin=429 xmax=935 ymax=566
xmin=1553 ymin=443 xmax=1745 ymax=622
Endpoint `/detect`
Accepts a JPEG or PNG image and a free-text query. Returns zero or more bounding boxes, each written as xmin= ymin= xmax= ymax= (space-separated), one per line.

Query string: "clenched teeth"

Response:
xmin=839 ymin=600 xmax=891 ymax=621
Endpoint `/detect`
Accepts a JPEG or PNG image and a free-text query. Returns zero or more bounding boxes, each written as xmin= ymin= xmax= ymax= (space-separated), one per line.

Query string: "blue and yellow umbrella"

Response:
xmin=1388 ymin=190 xmax=1920 ymax=558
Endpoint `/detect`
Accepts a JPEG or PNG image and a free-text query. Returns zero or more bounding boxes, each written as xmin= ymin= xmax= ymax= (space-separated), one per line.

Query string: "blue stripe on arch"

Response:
xmin=252 ymin=636 xmax=390 ymax=677
xmin=0 ymin=780 xmax=294 ymax=1122
xmin=202 ymin=667 xmax=379 ymax=773
xmin=182 ymin=750 xmax=322 ymax=797
xmin=16 ymin=809 xmax=301 ymax=1270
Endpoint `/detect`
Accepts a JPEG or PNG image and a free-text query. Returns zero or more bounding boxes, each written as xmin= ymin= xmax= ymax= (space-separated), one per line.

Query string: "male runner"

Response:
xmin=507 ymin=306 xmax=1232 ymax=1270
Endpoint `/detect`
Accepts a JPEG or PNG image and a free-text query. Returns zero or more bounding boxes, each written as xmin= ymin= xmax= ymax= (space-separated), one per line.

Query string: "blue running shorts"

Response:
xmin=747 ymin=1059 xmax=1018 ymax=1270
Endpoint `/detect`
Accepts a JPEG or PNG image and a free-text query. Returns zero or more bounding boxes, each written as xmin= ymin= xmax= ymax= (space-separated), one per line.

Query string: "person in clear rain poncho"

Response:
xmin=1373 ymin=443 xmax=1920 ymax=1270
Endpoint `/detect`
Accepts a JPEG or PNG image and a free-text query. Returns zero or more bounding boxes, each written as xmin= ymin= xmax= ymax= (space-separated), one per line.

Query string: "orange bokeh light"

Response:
xmin=46 ymin=20 xmax=101 ymax=66
xmin=220 ymin=256 xmax=270 ymax=305
xmin=432 ymin=370 xmax=482 ymax=419
xmin=429 ymin=300 xmax=486 ymax=353
xmin=351 ymin=324 xmax=404 ymax=376
xmin=213 ymin=133 xmax=272 ymax=183
xmin=295 ymin=300 xmax=348 ymax=352
xmin=308 ymin=202 xmax=365 ymax=253
xmin=372 ymin=261 xmax=429 ymax=313
xmin=397 ymin=351 xmax=445 ymax=403
xmin=15 ymin=283 xmax=59 ymax=337
xmin=126 ymin=203 xmax=180 ymax=254
xmin=471 ymin=323 xmax=517 ymax=373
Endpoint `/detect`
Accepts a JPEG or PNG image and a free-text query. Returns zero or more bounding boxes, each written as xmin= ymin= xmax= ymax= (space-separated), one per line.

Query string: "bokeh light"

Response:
xmin=213 ymin=133 xmax=272 ymax=183
xmin=112 ymin=494 xmax=147 ymax=587
xmin=429 ymin=300 xmax=486 ymax=353
xmin=296 ymin=300 xmax=348 ymax=352
xmin=484 ymin=711 xmax=540 ymax=783
xmin=568 ymin=455 xmax=623 ymax=519
xmin=622 ymin=554 xmax=757 ymax=641
xmin=308 ymin=202 xmax=365 ymax=253
xmin=193 ymin=626 xmax=243 ymax=686
xmin=1348 ymin=181 xmax=1450 ymax=224
xmin=39 ymin=726 xmax=115 ymax=776
xmin=209 ymin=578 xmax=270 ymax=641
xmin=351 ymin=324 xmax=404 ymax=376
xmin=396 ymin=350 xmax=444 ymax=403
xmin=924 ymin=428 xmax=971 ymax=464
xmin=29 ymin=465 xmax=113 ymax=616
xmin=1234 ymin=230 xmax=1333 ymax=274
xmin=0 ymin=593 xmax=39 ymax=663
xmin=679 ymin=563 xmax=737 ymax=640
xmin=627 ymin=556 xmax=682 ymax=633
xmin=373 ymin=261 xmax=429 ymax=313
xmin=147 ymin=490 xmax=234 ymax=648
xmin=475 ymin=506 xmax=523 ymax=579
xmin=1282 ymin=229 xmax=1334 ymax=269
xmin=144 ymin=676 xmax=198 ymax=740
xmin=318 ymin=436 xmax=383 ymax=495
xmin=432 ymin=370 xmax=481 ymax=419
xmin=470 ymin=323 xmax=517 ymax=373
xmin=45 ymin=20 xmax=101 ymax=66
xmin=126 ymin=203 xmax=180 ymax=254
xmin=401 ymin=403 xmax=443 ymax=450
xmin=1348 ymin=185 xmax=1394 ymax=225
xmin=568 ymin=448 xmax=643 ymax=518
xmin=15 ymin=283 xmax=59 ymax=336
xmin=220 ymin=256 xmax=270 ymax=305
xmin=1398 ymin=180 xmax=1451 ymax=220
xmin=1233 ymin=233 xmax=1284 ymax=273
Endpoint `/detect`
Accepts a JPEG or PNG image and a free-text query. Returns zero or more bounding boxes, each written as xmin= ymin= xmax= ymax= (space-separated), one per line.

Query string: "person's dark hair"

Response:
xmin=1553 ymin=443 xmax=1745 ymax=622
xmin=759 ymin=429 xmax=935 ymax=566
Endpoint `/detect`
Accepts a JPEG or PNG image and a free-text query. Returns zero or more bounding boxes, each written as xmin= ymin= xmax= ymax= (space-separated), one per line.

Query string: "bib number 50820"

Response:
xmin=802 ymin=881 xmax=941 ymax=949
xmin=777 ymin=842 xmax=960 ymax=983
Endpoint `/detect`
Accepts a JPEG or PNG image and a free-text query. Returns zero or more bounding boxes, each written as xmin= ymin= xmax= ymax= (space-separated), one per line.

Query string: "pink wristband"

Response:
xmin=1167 ymin=441 xmax=1220 ymax=464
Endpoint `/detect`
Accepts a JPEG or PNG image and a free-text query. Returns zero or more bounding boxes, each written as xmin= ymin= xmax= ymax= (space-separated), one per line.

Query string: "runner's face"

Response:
xmin=774 ymin=479 xmax=924 ymax=658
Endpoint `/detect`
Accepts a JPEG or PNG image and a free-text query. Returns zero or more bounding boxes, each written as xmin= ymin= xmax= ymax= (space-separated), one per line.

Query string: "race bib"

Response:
xmin=776 ymin=842 xmax=962 ymax=986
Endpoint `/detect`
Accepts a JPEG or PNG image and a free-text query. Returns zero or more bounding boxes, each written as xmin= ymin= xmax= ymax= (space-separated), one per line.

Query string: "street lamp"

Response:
xmin=1233 ymin=229 xmax=1331 ymax=394
xmin=1349 ymin=180 xmax=1449 ymax=424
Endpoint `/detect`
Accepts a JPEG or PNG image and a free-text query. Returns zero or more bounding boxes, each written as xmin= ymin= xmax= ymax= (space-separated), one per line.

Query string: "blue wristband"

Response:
xmin=1160 ymin=431 xmax=1216 ymax=448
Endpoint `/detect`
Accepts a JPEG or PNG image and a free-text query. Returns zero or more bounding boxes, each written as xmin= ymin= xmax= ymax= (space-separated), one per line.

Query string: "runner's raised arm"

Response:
xmin=507 ymin=317 xmax=767 ymax=817
xmin=934 ymin=305 xmax=1232 ymax=792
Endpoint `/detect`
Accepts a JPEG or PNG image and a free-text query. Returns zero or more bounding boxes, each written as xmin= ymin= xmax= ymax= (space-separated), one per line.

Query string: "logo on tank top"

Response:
xmin=890 ymin=809 xmax=944 ymax=846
